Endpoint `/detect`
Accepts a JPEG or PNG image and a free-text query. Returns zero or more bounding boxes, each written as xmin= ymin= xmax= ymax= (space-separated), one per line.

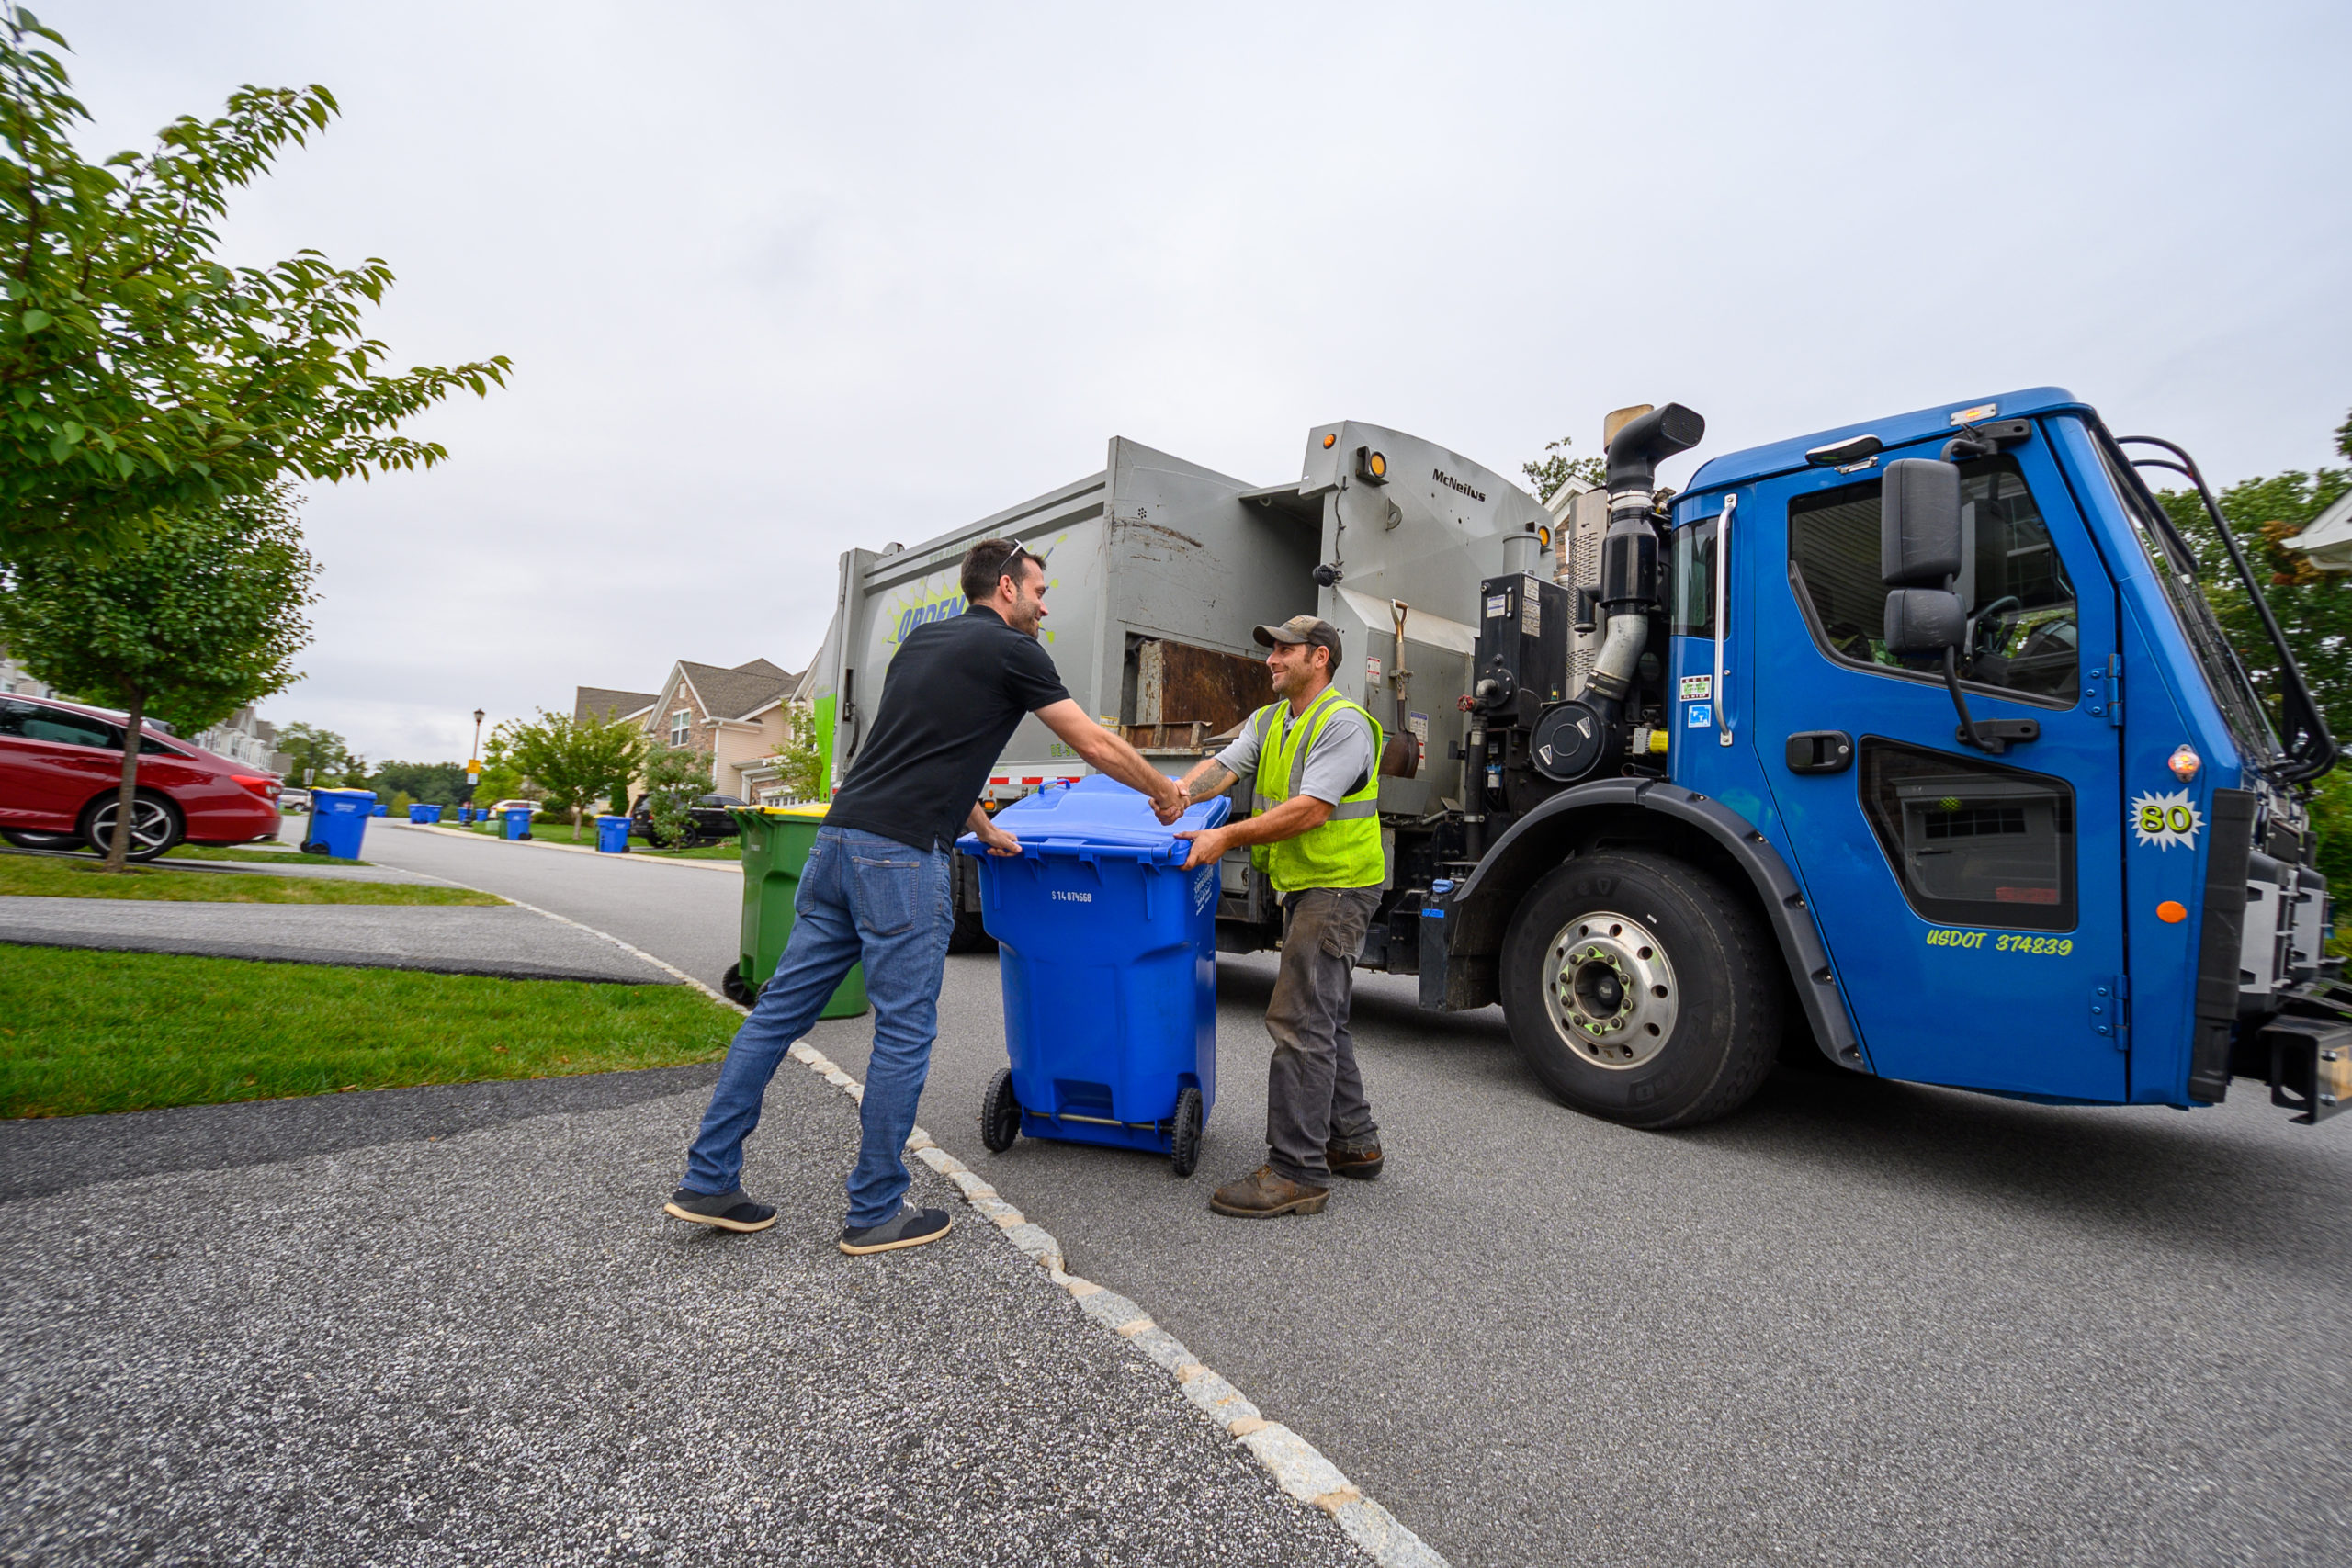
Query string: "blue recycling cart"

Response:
xmin=595 ymin=814 xmax=631 ymax=852
xmin=502 ymin=807 xmax=534 ymax=841
xmin=959 ymin=775 xmax=1228 ymax=1176
xmin=301 ymin=789 xmax=376 ymax=859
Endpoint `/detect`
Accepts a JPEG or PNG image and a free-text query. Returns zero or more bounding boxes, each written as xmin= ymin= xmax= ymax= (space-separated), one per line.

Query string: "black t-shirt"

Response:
xmin=826 ymin=605 xmax=1072 ymax=851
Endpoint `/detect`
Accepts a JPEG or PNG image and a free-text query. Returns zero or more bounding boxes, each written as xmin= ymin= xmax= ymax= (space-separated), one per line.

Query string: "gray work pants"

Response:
xmin=1263 ymin=886 xmax=1383 ymax=1185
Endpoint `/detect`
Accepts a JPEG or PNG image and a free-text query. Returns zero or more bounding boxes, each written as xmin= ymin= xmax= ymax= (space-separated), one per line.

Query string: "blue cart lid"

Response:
xmin=958 ymin=775 xmax=1229 ymax=863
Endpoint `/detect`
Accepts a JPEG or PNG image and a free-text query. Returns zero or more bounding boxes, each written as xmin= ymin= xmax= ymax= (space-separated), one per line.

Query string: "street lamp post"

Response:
xmin=467 ymin=708 xmax=486 ymax=811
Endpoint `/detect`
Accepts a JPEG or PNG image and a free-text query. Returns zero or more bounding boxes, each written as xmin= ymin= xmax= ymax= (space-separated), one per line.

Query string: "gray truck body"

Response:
xmin=812 ymin=423 xmax=1555 ymax=840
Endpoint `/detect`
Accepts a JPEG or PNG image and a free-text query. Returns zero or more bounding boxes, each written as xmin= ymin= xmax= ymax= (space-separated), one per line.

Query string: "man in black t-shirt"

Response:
xmin=667 ymin=538 xmax=1185 ymax=1254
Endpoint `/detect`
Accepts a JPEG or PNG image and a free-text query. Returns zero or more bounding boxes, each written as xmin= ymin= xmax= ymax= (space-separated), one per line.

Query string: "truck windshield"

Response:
xmin=2085 ymin=423 xmax=2281 ymax=771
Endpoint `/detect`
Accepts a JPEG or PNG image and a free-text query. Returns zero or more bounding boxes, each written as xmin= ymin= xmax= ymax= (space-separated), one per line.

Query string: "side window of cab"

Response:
xmin=1787 ymin=455 xmax=2079 ymax=703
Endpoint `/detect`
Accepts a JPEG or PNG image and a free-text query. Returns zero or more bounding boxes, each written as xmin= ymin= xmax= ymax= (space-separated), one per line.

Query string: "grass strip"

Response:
xmin=0 ymin=853 xmax=501 ymax=906
xmin=0 ymin=946 xmax=739 ymax=1118
xmin=448 ymin=818 xmax=741 ymax=858
xmin=164 ymin=844 xmax=365 ymax=867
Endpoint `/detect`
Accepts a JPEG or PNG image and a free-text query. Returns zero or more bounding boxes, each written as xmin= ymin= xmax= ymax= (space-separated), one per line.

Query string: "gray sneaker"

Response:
xmin=839 ymin=1206 xmax=952 ymax=1256
xmin=664 ymin=1188 xmax=777 ymax=1233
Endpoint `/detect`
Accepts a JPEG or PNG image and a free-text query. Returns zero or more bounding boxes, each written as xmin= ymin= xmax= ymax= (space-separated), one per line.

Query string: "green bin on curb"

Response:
xmin=724 ymin=804 xmax=868 ymax=1019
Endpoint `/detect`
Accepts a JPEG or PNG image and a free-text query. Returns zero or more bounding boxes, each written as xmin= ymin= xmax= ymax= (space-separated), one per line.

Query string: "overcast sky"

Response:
xmin=43 ymin=0 xmax=2352 ymax=765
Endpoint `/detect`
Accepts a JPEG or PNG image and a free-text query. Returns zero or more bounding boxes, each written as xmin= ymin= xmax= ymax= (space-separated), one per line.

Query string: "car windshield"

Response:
xmin=2086 ymin=423 xmax=2281 ymax=771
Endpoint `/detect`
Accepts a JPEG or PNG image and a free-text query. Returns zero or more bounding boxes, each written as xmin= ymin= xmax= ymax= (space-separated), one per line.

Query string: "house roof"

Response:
xmin=658 ymin=659 xmax=800 ymax=727
xmin=2284 ymin=491 xmax=2352 ymax=571
xmin=575 ymin=685 xmax=659 ymax=723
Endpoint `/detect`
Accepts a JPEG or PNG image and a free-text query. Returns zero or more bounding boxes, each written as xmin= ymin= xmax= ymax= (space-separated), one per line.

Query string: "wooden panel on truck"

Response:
xmin=1135 ymin=638 xmax=1271 ymax=733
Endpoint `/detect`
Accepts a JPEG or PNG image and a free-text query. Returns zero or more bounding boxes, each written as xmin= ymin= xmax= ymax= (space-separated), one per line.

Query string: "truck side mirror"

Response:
xmin=1884 ymin=588 xmax=1965 ymax=656
xmin=1880 ymin=458 xmax=1963 ymax=588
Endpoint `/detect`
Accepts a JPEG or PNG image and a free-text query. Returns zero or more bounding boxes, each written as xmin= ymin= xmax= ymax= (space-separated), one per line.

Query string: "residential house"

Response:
xmin=2284 ymin=491 xmax=2352 ymax=572
xmin=191 ymin=705 xmax=295 ymax=774
xmin=0 ymin=646 xmax=57 ymax=700
xmin=573 ymin=686 xmax=660 ymax=727
xmin=636 ymin=658 xmax=813 ymax=806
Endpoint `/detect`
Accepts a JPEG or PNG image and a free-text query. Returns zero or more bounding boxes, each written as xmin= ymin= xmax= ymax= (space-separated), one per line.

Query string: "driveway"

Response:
xmin=356 ymin=821 xmax=2352 ymax=1566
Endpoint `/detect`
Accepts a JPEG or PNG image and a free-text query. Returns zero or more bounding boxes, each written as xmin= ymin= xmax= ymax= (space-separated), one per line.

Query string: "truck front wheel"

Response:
xmin=1500 ymin=852 xmax=1781 ymax=1129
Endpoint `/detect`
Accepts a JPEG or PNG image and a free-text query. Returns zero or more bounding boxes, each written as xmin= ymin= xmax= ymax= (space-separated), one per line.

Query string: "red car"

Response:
xmin=0 ymin=694 xmax=282 ymax=862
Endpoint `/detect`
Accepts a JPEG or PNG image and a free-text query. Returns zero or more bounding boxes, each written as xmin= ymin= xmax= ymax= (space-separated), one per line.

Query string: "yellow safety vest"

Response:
xmin=1248 ymin=686 xmax=1385 ymax=893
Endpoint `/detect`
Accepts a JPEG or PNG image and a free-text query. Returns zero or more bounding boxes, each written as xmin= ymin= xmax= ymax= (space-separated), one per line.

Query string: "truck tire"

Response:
xmin=948 ymin=905 xmax=997 ymax=953
xmin=1500 ymin=851 xmax=1781 ymax=1129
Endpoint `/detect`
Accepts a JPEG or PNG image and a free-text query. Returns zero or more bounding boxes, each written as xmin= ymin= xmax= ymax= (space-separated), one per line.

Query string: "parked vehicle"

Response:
xmin=628 ymin=792 xmax=746 ymax=848
xmin=0 ymin=694 xmax=282 ymax=861
xmin=278 ymin=787 xmax=311 ymax=814
xmin=803 ymin=389 xmax=2346 ymax=1131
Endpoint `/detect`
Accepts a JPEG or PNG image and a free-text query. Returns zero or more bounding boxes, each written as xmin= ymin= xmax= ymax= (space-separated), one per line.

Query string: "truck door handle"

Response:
xmin=1784 ymin=731 xmax=1853 ymax=774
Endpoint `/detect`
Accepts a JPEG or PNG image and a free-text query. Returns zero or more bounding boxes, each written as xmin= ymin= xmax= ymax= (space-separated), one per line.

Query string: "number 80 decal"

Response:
xmin=2132 ymin=788 xmax=2201 ymax=850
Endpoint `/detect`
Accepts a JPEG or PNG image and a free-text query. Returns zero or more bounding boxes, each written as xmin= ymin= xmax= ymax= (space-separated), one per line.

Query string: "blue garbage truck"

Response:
xmin=806 ymin=388 xmax=2346 ymax=1132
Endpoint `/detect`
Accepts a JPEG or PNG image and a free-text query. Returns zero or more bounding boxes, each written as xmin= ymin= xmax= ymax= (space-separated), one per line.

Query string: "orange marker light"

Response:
xmin=1368 ymin=451 xmax=1386 ymax=478
xmin=1322 ymin=433 xmax=1337 ymax=448
xmin=2157 ymin=900 xmax=2188 ymax=924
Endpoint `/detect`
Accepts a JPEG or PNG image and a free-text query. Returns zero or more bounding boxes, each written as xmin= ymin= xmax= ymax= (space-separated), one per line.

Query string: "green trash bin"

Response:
xmin=724 ymin=804 xmax=869 ymax=1019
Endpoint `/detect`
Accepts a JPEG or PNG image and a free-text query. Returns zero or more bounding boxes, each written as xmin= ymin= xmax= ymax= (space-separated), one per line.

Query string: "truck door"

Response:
xmin=1745 ymin=431 xmax=2126 ymax=1100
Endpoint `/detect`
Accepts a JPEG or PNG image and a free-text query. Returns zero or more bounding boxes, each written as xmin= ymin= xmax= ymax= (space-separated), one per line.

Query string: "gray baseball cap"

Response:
xmin=1253 ymin=615 xmax=1341 ymax=661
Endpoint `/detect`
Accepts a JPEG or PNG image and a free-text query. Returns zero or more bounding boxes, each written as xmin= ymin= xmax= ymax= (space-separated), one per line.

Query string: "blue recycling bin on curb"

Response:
xmin=959 ymin=775 xmax=1229 ymax=1176
xmin=302 ymin=788 xmax=376 ymax=859
xmin=371 ymin=803 xmax=388 ymax=817
xmin=502 ymin=807 xmax=534 ymax=841
xmin=595 ymin=814 xmax=631 ymax=853
xmin=408 ymin=803 xmax=443 ymax=824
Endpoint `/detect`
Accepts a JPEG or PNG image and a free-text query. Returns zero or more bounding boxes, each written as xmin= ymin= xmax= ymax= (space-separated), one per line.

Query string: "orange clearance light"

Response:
xmin=1369 ymin=451 xmax=1386 ymax=478
xmin=1322 ymin=433 xmax=1337 ymax=448
xmin=2168 ymin=745 xmax=2201 ymax=782
xmin=2157 ymin=900 xmax=2188 ymax=924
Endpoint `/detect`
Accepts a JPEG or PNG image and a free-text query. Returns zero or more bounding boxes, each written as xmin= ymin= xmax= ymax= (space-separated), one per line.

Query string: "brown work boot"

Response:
xmin=1210 ymin=1165 xmax=1329 ymax=1219
xmin=1326 ymin=1140 xmax=1384 ymax=1180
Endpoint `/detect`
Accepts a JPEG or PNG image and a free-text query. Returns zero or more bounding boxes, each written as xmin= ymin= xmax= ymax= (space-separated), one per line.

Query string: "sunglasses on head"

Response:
xmin=1000 ymin=542 xmax=1035 ymax=582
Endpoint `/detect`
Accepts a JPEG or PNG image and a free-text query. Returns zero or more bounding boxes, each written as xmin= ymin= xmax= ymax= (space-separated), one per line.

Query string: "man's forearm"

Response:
xmin=1177 ymin=760 xmax=1236 ymax=804
xmin=1207 ymin=794 xmax=1328 ymax=848
xmin=966 ymin=801 xmax=994 ymax=834
xmin=1077 ymin=728 xmax=1179 ymax=801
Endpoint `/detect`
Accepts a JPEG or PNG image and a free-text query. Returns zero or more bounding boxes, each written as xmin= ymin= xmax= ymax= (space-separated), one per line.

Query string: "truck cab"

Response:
xmin=1431 ymin=389 xmax=2346 ymax=1129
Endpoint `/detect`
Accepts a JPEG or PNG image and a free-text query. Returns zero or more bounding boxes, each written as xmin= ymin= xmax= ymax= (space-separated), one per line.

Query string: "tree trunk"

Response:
xmin=572 ymin=804 xmax=583 ymax=842
xmin=104 ymin=689 xmax=146 ymax=874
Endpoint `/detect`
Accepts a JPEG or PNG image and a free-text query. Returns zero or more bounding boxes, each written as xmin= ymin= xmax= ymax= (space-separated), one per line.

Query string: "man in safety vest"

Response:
xmin=1175 ymin=614 xmax=1386 ymax=1219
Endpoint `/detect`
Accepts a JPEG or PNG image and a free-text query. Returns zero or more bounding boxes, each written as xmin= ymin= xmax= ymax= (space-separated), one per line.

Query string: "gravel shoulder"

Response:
xmin=0 ymin=1059 xmax=1365 ymax=1567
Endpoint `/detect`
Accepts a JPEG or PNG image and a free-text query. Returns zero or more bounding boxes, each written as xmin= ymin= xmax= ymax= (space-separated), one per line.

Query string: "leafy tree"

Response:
xmin=0 ymin=6 xmax=510 ymax=560
xmin=639 ymin=745 xmax=713 ymax=849
xmin=275 ymin=720 xmax=355 ymax=787
xmin=2154 ymin=411 xmax=2352 ymax=743
xmin=764 ymin=713 xmax=824 ymax=803
xmin=500 ymin=706 xmax=649 ymax=841
xmin=1521 ymin=435 xmax=1605 ymax=504
xmin=0 ymin=485 xmax=317 ymax=867
xmin=369 ymin=759 xmax=467 ymax=807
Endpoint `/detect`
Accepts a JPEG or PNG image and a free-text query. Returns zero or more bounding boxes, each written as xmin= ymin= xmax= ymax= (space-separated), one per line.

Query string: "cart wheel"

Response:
xmin=301 ymin=840 xmax=328 ymax=857
xmin=1169 ymin=1087 xmax=1204 ymax=1178
xmin=720 ymin=962 xmax=760 ymax=1008
xmin=980 ymin=1067 xmax=1022 ymax=1153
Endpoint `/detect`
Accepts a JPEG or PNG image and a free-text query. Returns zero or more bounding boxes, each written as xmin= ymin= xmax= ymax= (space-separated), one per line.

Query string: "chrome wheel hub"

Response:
xmin=87 ymin=797 xmax=173 ymax=854
xmin=1542 ymin=911 xmax=1679 ymax=1070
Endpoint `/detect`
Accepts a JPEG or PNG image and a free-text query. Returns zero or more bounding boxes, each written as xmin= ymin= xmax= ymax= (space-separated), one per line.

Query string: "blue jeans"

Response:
xmin=681 ymin=826 xmax=954 ymax=1227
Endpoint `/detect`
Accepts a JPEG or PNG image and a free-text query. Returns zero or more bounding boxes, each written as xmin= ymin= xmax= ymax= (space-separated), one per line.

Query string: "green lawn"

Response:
xmin=0 ymin=946 xmax=739 ymax=1117
xmin=0 ymin=852 xmax=502 ymax=906
xmin=165 ymin=843 xmax=364 ymax=867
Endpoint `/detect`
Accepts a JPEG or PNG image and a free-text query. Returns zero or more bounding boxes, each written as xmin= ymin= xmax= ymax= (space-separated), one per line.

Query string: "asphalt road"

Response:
xmin=1 ymin=1057 xmax=1364 ymax=1566
xmin=358 ymin=821 xmax=2352 ymax=1567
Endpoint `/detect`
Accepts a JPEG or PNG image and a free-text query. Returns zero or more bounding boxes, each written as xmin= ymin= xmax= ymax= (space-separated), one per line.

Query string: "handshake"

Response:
xmin=1147 ymin=774 xmax=1188 ymax=827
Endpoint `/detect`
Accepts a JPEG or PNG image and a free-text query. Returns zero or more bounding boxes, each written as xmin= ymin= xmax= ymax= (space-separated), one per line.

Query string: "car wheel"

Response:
xmin=1499 ymin=851 xmax=1781 ymax=1130
xmin=79 ymin=794 xmax=182 ymax=863
xmin=1 ymin=829 xmax=86 ymax=852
